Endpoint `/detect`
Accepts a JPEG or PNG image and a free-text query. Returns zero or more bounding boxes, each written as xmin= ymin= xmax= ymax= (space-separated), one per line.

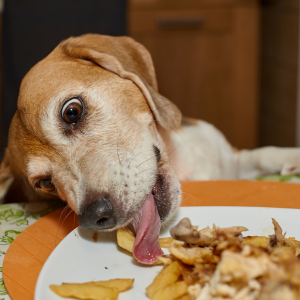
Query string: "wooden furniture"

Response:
xmin=259 ymin=0 xmax=299 ymax=147
xmin=127 ymin=0 xmax=260 ymax=149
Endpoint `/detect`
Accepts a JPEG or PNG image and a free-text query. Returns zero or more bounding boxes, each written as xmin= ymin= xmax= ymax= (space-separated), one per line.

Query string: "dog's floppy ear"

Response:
xmin=0 ymin=148 xmax=14 ymax=202
xmin=60 ymin=34 xmax=182 ymax=130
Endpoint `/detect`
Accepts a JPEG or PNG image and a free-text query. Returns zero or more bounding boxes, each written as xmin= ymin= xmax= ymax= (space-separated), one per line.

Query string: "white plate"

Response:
xmin=35 ymin=206 xmax=300 ymax=300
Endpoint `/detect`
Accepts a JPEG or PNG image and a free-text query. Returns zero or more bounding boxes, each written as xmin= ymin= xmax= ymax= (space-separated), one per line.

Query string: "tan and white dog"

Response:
xmin=0 ymin=34 xmax=299 ymax=263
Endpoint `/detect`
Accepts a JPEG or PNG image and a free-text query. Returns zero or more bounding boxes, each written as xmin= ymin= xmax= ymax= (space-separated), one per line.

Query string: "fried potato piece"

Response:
xmin=63 ymin=278 xmax=134 ymax=292
xmin=152 ymin=281 xmax=188 ymax=300
xmin=50 ymin=283 xmax=119 ymax=300
xmin=146 ymin=261 xmax=181 ymax=298
xmin=286 ymin=238 xmax=300 ymax=256
xmin=158 ymin=255 xmax=173 ymax=265
xmin=159 ymin=237 xmax=174 ymax=248
xmin=242 ymin=236 xmax=270 ymax=248
xmin=242 ymin=222 xmax=300 ymax=256
xmin=176 ymin=294 xmax=192 ymax=300
xmin=116 ymin=228 xmax=163 ymax=265
xmin=117 ymin=228 xmax=174 ymax=254
xmin=117 ymin=228 xmax=135 ymax=253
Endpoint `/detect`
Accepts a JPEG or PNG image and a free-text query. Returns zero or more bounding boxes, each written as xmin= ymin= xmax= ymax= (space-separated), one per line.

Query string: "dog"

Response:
xmin=0 ymin=34 xmax=299 ymax=263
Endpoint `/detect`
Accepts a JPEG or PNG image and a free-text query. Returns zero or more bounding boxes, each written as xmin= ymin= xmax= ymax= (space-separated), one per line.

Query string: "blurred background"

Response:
xmin=0 ymin=0 xmax=298 ymax=153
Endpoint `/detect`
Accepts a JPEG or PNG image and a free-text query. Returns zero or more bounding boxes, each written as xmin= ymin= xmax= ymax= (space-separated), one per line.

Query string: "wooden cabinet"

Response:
xmin=127 ymin=0 xmax=260 ymax=149
xmin=259 ymin=0 xmax=299 ymax=147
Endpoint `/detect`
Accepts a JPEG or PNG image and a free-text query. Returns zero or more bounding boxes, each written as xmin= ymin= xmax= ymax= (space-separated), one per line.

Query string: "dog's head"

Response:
xmin=0 ymin=34 xmax=182 ymax=237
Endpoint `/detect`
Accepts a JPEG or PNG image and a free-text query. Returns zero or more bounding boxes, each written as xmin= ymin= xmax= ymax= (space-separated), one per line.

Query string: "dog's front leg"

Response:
xmin=236 ymin=146 xmax=300 ymax=179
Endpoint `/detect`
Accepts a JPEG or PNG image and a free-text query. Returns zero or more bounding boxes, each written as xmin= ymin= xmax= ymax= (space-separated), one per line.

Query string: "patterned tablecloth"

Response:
xmin=0 ymin=200 xmax=66 ymax=300
xmin=1 ymin=174 xmax=300 ymax=299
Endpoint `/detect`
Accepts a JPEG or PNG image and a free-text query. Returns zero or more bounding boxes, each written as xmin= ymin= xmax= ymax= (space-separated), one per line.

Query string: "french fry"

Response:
xmin=158 ymin=255 xmax=173 ymax=265
xmin=117 ymin=228 xmax=135 ymax=252
xmin=159 ymin=237 xmax=174 ymax=248
xmin=116 ymin=228 xmax=163 ymax=265
xmin=93 ymin=278 xmax=134 ymax=292
xmin=50 ymin=283 xmax=119 ymax=300
xmin=152 ymin=281 xmax=188 ymax=300
xmin=176 ymin=294 xmax=192 ymax=300
xmin=62 ymin=278 xmax=134 ymax=292
xmin=146 ymin=261 xmax=181 ymax=298
xmin=117 ymin=228 xmax=174 ymax=254
xmin=242 ymin=236 xmax=269 ymax=248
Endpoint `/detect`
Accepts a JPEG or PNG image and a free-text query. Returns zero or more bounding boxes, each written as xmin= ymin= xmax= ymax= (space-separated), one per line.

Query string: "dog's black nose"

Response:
xmin=78 ymin=197 xmax=116 ymax=230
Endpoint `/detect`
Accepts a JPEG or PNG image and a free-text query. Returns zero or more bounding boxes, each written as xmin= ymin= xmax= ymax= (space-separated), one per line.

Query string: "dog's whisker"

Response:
xmin=55 ymin=206 xmax=71 ymax=246
xmin=166 ymin=144 xmax=181 ymax=157
xmin=151 ymin=118 xmax=190 ymax=152
xmin=173 ymin=165 xmax=191 ymax=176
xmin=56 ymin=209 xmax=73 ymax=245
xmin=136 ymin=166 xmax=159 ymax=176
xmin=143 ymin=102 xmax=188 ymax=149
xmin=180 ymin=191 xmax=199 ymax=206
xmin=59 ymin=205 xmax=70 ymax=220
xmin=57 ymin=206 xmax=71 ymax=230
xmin=180 ymin=186 xmax=200 ymax=204
xmin=119 ymin=150 xmax=138 ymax=176
xmin=128 ymin=150 xmax=149 ymax=168
xmin=136 ymin=154 xmax=157 ymax=168
xmin=127 ymin=148 xmax=156 ymax=168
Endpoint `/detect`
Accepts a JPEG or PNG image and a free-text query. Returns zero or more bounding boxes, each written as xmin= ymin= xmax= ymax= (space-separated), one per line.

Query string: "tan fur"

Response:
xmin=2 ymin=33 xmax=300 ymax=224
xmin=0 ymin=34 xmax=181 ymax=230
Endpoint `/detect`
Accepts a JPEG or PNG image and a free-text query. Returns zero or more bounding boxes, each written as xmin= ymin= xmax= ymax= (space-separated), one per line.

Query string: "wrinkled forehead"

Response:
xmin=11 ymin=53 xmax=156 ymax=170
xmin=19 ymin=54 xmax=150 ymax=112
xmin=16 ymin=54 xmax=153 ymax=136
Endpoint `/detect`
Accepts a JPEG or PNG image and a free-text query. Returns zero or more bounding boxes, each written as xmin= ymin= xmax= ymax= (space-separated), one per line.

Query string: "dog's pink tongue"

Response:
xmin=131 ymin=194 xmax=163 ymax=264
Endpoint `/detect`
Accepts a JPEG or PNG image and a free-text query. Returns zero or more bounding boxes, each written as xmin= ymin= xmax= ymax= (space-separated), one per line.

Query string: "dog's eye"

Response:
xmin=62 ymin=99 xmax=83 ymax=123
xmin=36 ymin=178 xmax=56 ymax=192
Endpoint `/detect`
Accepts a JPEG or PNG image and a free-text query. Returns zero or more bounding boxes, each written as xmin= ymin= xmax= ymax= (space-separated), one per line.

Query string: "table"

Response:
xmin=2 ymin=176 xmax=300 ymax=300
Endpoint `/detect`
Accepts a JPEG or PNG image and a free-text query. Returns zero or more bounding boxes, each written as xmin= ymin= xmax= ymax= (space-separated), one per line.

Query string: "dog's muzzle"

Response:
xmin=78 ymin=197 xmax=116 ymax=230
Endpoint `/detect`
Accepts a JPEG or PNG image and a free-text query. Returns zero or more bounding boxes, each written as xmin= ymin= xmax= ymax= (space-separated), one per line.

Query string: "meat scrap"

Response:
xmin=170 ymin=217 xmax=248 ymax=247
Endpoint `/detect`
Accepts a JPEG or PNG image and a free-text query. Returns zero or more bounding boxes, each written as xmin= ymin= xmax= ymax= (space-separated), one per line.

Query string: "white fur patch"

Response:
xmin=27 ymin=156 xmax=52 ymax=179
xmin=168 ymin=121 xmax=238 ymax=181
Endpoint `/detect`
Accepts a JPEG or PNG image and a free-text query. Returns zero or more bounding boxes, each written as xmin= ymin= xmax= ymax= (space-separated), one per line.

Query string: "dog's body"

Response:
xmin=167 ymin=118 xmax=300 ymax=181
xmin=0 ymin=34 xmax=300 ymax=262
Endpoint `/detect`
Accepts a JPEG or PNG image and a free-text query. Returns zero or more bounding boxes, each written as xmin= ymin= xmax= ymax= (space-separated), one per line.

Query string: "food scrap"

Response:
xmin=146 ymin=218 xmax=300 ymax=300
xmin=50 ymin=278 xmax=134 ymax=300
xmin=117 ymin=227 xmax=174 ymax=264
xmin=51 ymin=218 xmax=300 ymax=300
xmin=93 ymin=232 xmax=98 ymax=243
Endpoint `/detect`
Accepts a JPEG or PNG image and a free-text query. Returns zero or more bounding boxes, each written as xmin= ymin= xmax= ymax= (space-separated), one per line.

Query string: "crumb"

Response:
xmin=93 ymin=232 xmax=98 ymax=243
xmin=74 ymin=231 xmax=78 ymax=237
